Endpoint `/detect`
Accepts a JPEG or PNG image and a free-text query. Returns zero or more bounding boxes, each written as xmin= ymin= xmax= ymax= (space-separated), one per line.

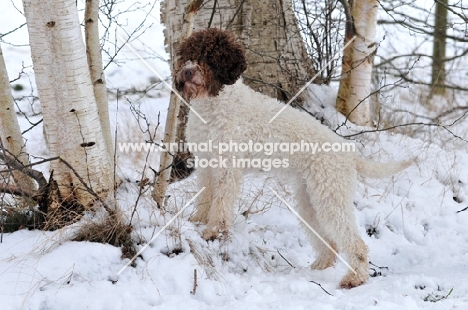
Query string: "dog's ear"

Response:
xmin=203 ymin=28 xmax=247 ymax=85
xmin=177 ymin=28 xmax=247 ymax=85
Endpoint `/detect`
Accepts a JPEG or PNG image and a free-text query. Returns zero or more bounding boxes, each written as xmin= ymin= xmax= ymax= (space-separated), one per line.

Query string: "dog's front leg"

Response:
xmin=191 ymin=166 xmax=215 ymax=224
xmin=202 ymin=167 xmax=242 ymax=240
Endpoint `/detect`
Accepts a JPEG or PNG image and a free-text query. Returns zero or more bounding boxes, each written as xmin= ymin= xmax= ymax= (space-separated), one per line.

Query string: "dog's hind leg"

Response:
xmin=294 ymin=181 xmax=337 ymax=270
xmin=335 ymin=219 xmax=369 ymax=289
xmin=202 ymin=168 xmax=242 ymax=240
xmin=305 ymin=168 xmax=369 ymax=289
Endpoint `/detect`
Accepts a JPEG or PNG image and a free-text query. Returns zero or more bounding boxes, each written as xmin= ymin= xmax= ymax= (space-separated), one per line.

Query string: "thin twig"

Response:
xmin=113 ymin=89 xmax=121 ymax=199
xmin=277 ymin=250 xmax=295 ymax=268
xmin=21 ymin=118 xmax=43 ymax=135
xmin=433 ymin=0 xmax=468 ymax=23
xmin=225 ymin=0 xmax=246 ymax=30
xmin=309 ymin=280 xmax=333 ymax=296
xmin=191 ymin=269 xmax=197 ymax=295
xmin=207 ymin=0 xmax=217 ymax=28
xmin=0 ymin=23 xmax=27 ymax=39
xmin=56 ymin=157 xmax=112 ymax=213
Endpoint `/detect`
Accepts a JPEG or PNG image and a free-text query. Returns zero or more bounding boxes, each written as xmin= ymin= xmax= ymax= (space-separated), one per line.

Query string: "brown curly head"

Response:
xmin=175 ymin=28 xmax=247 ymax=98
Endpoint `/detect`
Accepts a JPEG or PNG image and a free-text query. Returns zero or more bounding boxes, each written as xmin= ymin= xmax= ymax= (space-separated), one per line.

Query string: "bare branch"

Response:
xmin=207 ymin=0 xmax=218 ymax=28
xmin=309 ymin=280 xmax=333 ymax=296
xmin=0 ymin=152 xmax=114 ymax=213
xmin=225 ymin=0 xmax=246 ymax=30
xmin=0 ymin=151 xmax=48 ymax=189
xmin=434 ymin=0 xmax=468 ymax=23
xmin=0 ymin=23 xmax=27 ymax=40
xmin=337 ymin=0 xmax=355 ymax=39
xmin=0 ymin=184 xmax=36 ymax=200
xmin=21 ymin=118 xmax=43 ymax=135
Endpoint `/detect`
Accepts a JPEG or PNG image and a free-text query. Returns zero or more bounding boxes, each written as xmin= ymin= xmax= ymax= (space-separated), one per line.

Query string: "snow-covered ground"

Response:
xmin=1 ymin=1 xmax=468 ymax=309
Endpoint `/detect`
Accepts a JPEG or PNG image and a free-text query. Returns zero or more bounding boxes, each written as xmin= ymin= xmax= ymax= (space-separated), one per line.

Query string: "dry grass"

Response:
xmin=73 ymin=213 xmax=137 ymax=261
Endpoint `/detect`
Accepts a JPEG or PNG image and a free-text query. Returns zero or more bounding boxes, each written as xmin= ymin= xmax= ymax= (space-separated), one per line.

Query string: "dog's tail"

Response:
xmin=356 ymin=157 xmax=413 ymax=179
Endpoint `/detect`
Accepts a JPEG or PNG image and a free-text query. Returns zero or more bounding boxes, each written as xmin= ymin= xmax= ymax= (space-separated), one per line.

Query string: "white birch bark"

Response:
xmin=23 ymin=0 xmax=112 ymax=207
xmin=0 ymin=44 xmax=37 ymax=195
xmin=85 ymin=0 xmax=115 ymax=170
xmin=336 ymin=0 xmax=377 ymax=126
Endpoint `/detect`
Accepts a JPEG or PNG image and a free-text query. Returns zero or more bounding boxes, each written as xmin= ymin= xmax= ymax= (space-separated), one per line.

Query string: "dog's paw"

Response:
xmin=202 ymin=223 xmax=229 ymax=241
xmin=202 ymin=227 xmax=221 ymax=241
xmin=339 ymin=272 xmax=368 ymax=289
xmin=310 ymin=256 xmax=336 ymax=270
xmin=203 ymin=229 xmax=220 ymax=241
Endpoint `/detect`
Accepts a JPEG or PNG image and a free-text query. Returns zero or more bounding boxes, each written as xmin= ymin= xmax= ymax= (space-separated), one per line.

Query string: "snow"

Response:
xmin=1 ymin=0 xmax=468 ymax=309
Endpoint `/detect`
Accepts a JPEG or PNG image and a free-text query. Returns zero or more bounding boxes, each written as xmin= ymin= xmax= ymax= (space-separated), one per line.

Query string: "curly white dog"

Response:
xmin=174 ymin=28 xmax=411 ymax=289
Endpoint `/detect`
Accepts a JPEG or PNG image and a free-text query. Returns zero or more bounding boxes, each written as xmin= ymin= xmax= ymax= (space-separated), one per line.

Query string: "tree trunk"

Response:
xmin=152 ymin=0 xmax=202 ymax=207
xmin=230 ymin=0 xmax=319 ymax=106
xmin=23 ymin=0 xmax=112 ymax=208
xmin=0 ymin=44 xmax=37 ymax=197
xmin=431 ymin=0 xmax=447 ymax=96
xmin=336 ymin=0 xmax=377 ymax=126
xmin=85 ymin=0 xmax=115 ymax=170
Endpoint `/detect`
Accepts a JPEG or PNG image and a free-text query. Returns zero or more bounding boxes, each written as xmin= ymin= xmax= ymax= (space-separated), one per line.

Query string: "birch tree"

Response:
xmin=336 ymin=0 xmax=377 ymax=126
xmin=23 ymin=0 xmax=113 ymax=208
xmin=85 ymin=0 xmax=115 ymax=168
xmin=0 ymin=44 xmax=37 ymax=198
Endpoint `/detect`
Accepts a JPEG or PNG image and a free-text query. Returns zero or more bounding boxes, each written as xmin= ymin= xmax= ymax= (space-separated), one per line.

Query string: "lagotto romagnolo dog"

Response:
xmin=174 ymin=28 xmax=411 ymax=288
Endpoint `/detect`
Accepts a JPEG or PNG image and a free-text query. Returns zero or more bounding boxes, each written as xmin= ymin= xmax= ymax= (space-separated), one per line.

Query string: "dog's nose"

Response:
xmin=183 ymin=68 xmax=194 ymax=80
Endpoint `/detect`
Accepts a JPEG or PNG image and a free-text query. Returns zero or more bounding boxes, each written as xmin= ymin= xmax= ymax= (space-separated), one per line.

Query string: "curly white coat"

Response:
xmin=186 ymin=79 xmax=410 ymax=288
